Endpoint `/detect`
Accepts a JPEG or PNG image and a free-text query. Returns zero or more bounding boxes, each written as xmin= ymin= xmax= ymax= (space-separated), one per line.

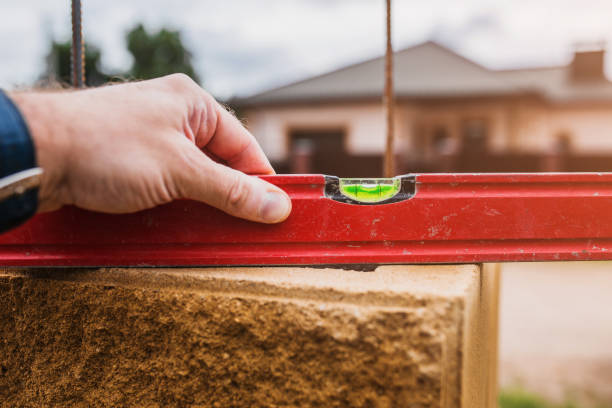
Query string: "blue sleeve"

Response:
xmin=0 ymin=90 xmax=39 ymax=233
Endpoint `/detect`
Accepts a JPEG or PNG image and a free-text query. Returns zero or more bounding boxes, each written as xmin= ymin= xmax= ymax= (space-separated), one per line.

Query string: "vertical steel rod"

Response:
xmin=71 ymin=0 xmax=85 ymax=87
xmin=383 ymin=0 xmax=395 ymax=177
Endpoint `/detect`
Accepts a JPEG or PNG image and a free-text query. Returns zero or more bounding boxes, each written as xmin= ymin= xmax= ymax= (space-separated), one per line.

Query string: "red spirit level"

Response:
xmin=2 ymin=173 xmax=612 ymax=266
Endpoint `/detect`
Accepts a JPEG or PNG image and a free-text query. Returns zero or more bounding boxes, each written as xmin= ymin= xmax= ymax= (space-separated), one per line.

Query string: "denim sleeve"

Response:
xmin=0 ymin=90 xmax=38 ymax=233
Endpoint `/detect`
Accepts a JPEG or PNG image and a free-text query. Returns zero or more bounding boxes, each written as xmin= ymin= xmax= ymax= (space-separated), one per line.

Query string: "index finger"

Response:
xmin=197 ymin=98 xmax=275 ymax=175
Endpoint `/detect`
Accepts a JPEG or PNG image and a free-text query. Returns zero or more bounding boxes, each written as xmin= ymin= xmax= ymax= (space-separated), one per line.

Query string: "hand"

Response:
xmin=10 ymin=74 xmax=291 ymax=223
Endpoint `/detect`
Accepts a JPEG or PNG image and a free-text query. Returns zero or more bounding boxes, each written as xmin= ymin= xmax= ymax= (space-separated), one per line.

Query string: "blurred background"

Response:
xmin=3 ymin=1 xmax=612 ymax=406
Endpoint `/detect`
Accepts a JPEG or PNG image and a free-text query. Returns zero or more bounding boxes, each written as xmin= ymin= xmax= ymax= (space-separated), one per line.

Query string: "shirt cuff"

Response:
xmin=0 ymin=90 xmax=39 ymax=233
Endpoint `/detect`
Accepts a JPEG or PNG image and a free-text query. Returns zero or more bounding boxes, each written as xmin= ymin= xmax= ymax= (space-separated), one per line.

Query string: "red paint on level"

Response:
xmin=2 ymin=173 xmax=612 ymax=266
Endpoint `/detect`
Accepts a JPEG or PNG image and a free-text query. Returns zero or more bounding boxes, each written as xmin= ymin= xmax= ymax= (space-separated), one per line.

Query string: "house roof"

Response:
xmin=235 ymin=41 xmax=612 ymax=107
xmin=496 ymin=65 xmax=612 ymax=103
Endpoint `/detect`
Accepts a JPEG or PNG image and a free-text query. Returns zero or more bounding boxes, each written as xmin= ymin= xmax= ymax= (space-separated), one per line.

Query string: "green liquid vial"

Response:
xmin=339 ymin=178 xmax=401 ymax=203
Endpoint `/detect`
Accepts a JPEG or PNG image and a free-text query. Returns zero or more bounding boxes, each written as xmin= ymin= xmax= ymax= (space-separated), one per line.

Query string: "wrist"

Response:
xmin=9 ymin=91 xmax=72 ymax=211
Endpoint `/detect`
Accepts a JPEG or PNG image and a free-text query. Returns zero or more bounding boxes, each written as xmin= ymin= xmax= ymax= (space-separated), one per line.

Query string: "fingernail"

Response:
xmin=260 ymin=191 xmax=291 ymax=223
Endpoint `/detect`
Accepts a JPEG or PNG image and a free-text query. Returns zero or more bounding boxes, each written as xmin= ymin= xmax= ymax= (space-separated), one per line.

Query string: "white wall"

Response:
xmin=547 ymin=107 xmax=612 ymax=153
xmin=244 ymin=103 xmax=386 ymax=162
xmin=404 ymin=102 xmax=510 ymax=155
xmin=244 ymin=100 xmax=612 ymax=161
xmin=505 ymin=102 xmax=612 ymax=154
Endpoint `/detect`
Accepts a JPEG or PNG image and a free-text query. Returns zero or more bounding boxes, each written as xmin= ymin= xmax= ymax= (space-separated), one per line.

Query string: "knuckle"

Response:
xmin=166 ymin=73 xmax=196 ymax=89
xmin=225 ymin=174 xmax=250 ymax=210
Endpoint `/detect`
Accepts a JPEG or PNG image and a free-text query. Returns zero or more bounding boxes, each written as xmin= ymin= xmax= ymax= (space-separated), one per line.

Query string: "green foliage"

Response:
xmin=126 ymin=24 xmax=200 ymax=83
xmin=499 ymin=387 xmax=612 ymax=408
xmin=499 ymin=388 xmax=551 ymax=408
xmin=42 ymin=40 xmax=110 ymax=86
xmin=41 ymin=23 xmax=200 ymax=86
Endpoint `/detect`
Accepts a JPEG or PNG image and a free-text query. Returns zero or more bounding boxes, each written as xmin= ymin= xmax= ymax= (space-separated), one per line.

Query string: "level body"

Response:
xmin=2 ymin=173 xmax=612 ymax=266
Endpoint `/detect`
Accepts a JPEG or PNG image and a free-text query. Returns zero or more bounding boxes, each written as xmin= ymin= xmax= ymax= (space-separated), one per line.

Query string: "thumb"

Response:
xmin=177 ymin=150 xmax=292 ymax=223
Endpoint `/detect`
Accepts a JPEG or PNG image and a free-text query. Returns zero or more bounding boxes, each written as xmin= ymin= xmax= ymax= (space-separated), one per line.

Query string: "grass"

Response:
xmin=499 ymin=387 xmax=612 ymax=408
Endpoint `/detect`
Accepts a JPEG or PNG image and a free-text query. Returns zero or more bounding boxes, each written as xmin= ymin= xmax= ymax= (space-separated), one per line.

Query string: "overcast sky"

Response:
xmin=2 ymin=0 xmax=612 ymax=98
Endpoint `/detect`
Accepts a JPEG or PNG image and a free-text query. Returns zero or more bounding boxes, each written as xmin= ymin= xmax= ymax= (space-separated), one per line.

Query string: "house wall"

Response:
xmin=400 ymin=102 xmax=510 ymax=157
xmin=244 ymin=103 xmax=388 ymax=163
xmin=506 ymin=100 xmax=551 ymax=152
xmin=496 ymin=101 xmax=612 ymax=154
xmin=546 ymin=106 xmax=612 ymax=153
xmin=243 ymin=100 xmax=612 ymax=163
xmin=244 ymin=101 xmax=513 ymax=162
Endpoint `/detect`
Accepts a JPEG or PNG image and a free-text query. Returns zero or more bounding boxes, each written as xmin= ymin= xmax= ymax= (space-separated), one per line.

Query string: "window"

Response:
xmin=431 ymin=126 xmax=458 ymax=155
xmin=289 ymin=129 xmax=346 ymax=175
xmin=461 ymin=118 xmax=488 ymax=154
xmin=553 ymin=131 xmax=572 ymax=155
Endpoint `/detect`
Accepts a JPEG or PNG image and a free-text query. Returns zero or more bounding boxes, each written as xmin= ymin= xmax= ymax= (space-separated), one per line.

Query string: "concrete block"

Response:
xmin=0 ymin=264 xmax=499 ymax=407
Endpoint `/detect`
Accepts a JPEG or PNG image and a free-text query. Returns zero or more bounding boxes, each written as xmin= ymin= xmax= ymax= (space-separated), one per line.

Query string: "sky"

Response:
xmin=2 ymin=0 xmax=612 ymax=99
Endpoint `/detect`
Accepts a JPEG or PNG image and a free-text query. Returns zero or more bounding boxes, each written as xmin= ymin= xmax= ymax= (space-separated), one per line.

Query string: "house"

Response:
xmin=234 ymin=41 xmax=612 ymax=176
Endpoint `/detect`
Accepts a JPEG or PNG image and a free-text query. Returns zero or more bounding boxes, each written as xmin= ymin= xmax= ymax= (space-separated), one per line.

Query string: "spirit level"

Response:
xmin=2 ymin=173 xmax=612 ymax=266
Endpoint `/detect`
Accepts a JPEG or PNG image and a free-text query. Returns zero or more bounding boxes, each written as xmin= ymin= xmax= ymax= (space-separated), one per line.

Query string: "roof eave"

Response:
xmin=235 ymin=91 xmax=542 ymax=109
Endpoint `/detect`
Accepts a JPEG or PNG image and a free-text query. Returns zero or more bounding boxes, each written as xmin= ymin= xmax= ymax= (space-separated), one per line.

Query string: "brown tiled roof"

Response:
xmin=235 ymin=41 xmax=612 ymax=107
xmin=497 ymin=65 xmax=612 ymax=102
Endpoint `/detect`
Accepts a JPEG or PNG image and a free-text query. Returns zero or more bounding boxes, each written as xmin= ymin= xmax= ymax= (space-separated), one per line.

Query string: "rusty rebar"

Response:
xmin=383 ymin=0 xmax=395 ymax=177
xmin=71 ymin=0 xmax=85 ymax=87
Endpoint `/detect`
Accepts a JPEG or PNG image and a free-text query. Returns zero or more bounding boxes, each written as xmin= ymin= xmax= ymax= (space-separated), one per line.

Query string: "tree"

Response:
xmin=42 ymin=40 xmax=111 ymax=87
xmin=126 ymin=24 xmax=200 ymax=83
xmin=40 ymin=24 xmax=200 ymax=87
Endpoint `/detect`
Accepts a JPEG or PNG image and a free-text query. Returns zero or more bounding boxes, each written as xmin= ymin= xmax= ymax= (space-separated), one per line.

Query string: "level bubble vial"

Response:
xmin=339 ymin=178 xmax=401 ymax=203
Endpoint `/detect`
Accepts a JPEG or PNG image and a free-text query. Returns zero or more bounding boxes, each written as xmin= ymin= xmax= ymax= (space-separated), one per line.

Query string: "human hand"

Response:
xmin=10 ymin=74 xmax=291 ymax=223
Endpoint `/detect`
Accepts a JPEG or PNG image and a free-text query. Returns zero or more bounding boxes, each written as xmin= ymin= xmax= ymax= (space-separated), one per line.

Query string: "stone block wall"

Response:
xmin=0 ymin=264 xmax=499 ymax=407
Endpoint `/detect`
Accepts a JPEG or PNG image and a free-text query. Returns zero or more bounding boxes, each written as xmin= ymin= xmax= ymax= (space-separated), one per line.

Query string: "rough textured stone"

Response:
xmin=0 ymin=265 xmax=499 ymax=407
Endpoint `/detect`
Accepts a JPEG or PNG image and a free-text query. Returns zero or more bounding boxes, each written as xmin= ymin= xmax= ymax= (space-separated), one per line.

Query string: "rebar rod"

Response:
xmin=71 ymin=0 xmax=85 ymax=87
xmin=383 ymin=0 xmax=395 ymax=177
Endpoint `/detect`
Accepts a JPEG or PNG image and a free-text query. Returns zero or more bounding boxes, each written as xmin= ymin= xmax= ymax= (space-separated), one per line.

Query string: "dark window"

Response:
xmin=554 ymin=132 xmax=572 ymax=155
xmin=288 ymin=129 xmax=382 ymax=177
xmin=289 ymin=129 xmax=346 ymax=175
xmin=432 ymin=126 xmax=457 ymax=155
xmin=461 ymin=119 xmax=488 ymax=154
